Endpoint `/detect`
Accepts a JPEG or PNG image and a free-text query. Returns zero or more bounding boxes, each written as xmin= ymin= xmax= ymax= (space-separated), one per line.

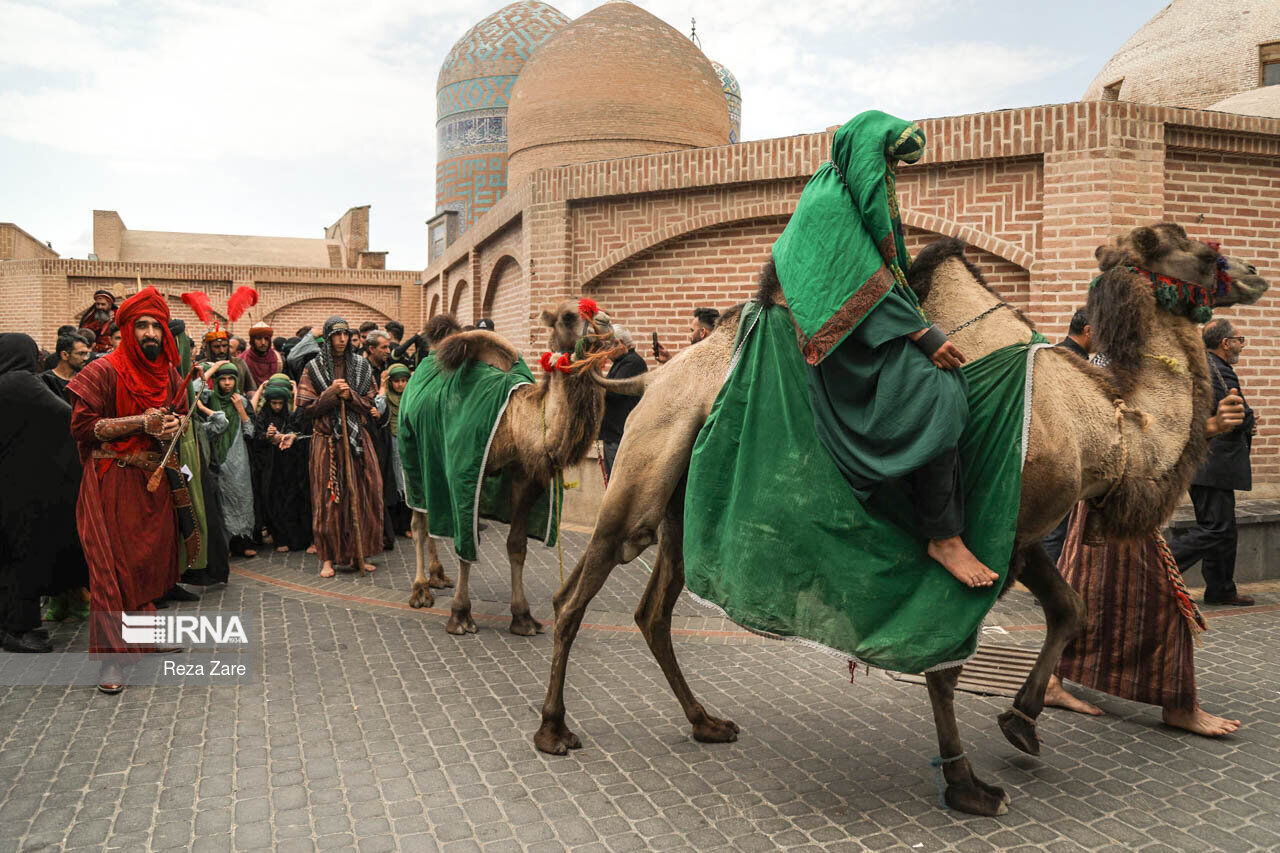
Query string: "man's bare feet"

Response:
xmin=275 ymin=545 xmax=289 ymax=553
xmin=1162 ymin=705 xmax=1241 ymax=737
xmin=306 ymin=544 xmax=318 ymax=555
xmin=927 ymin=537 xmax=1000 ymax=588
xmin=1045 ymin=675 xmax=1104 ymax=715
xmin=319 ymin=561 xmax=335 ymax=579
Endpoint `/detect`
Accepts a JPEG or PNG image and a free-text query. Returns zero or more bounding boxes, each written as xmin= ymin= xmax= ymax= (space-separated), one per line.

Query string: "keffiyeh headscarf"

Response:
xmin=306 ymin=315 xmax=373 ymax=454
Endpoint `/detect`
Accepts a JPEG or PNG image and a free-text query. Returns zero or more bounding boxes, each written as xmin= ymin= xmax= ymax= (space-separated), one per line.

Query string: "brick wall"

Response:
xmin=0 ymin=224 xmax=58 ymax=260
xmin=1166 ymin=149 xmax=1280 ymax=482
xmin=588 ymin=217 xmax=785 ymax=369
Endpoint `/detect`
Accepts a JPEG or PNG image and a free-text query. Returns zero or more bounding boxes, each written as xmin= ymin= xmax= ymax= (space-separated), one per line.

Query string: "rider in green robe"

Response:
xmin=772 ymin=110 xmax=997 ymax=588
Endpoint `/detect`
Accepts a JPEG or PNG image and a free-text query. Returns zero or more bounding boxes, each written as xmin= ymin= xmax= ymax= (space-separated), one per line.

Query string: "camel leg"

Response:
xmin=925 ymin=667 xmax=1010 ymax=816
xmin=635 ymin=493 xmax=738 ymax=744
xmin=408 ymin=511 xmax=434 ymax=609
xmin=507 ymin=480 xmax=543 ymax=637
xmin=425 ymin=525 xmax=453 ymax=589
xmin=997 ymin=543 xmax=1086 ymax=755
xmin=534 ymin=538 xmax=631 ymax=755
xmin=445 ymin=559 xmax=477 ymax=635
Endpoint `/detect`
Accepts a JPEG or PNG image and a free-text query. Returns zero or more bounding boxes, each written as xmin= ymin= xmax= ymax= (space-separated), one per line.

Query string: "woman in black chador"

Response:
xmin=250 ymin=374 xmax=312 ymax=552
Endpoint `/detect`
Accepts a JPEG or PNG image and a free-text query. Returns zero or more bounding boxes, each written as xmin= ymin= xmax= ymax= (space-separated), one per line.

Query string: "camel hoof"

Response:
xmin=945 ymin=783 xmax=1010 ymax=816
xmin=510 ymin=612 xmax=543 ymax=637
xmin=409 ymin=582 xmax=435 ymax=609
xmin=445 ymin=608 xmax=477 ymax=635
xmin=534 ymin=722 xmax=582 ymax=756
xmin=428 ymin=568 xmax=454 ymax=589
xmin=998 ymin=709 xmax=1040 ymax=756
xmin=692 ymin=715 xmax=740 ymax=744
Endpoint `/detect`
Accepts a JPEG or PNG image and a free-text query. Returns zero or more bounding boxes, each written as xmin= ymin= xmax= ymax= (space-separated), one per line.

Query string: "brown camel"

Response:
xmin=534 ymin=224 xmax=1269 ymax=816
xmin=407 ymin=300 xmax=624 ymax=636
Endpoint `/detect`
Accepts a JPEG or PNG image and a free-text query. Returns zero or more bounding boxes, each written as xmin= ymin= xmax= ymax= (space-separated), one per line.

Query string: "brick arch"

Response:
xmin=427 ymin=293 xmax=440 ymax=319
xmin=450 ymin=280 xmax=468 ymax=322
xmin=578 ymin=199 xmax=800 ymax=287
xmin=900 ymin=210 xmax=1035 ymax=272
xmin=482 ymin=255 xmax=527 ymax=345
xmin=264 ymin=297 xmax=391 ymax=338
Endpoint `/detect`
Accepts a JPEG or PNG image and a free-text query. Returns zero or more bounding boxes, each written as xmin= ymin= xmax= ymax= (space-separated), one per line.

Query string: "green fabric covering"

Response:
xmin=398 ymin=353 xmax=561 ymax=562
xmin=772 ymin=110 xmax=926 ymax=365
xmin=684 ymin=301 xmax=1044 ymax=673
xmin=206 ymin=362 xmax=242 ymax=466
xmin=174 ymin=329 xmax=208 ymax=571
xmin=806 ymin=287 xmax=969 ymax=498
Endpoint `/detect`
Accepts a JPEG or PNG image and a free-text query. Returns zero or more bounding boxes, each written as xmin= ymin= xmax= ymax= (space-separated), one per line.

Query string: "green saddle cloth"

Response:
xmin=684 ymin=301 xmax=1044 ymax=673
xmin=398 ymin=353 xmax=561 ymax=562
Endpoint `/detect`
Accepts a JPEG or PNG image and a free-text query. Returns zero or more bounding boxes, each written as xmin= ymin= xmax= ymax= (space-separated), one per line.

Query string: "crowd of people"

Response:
xmin=0 ymin=283 xmax=1258 ymax=727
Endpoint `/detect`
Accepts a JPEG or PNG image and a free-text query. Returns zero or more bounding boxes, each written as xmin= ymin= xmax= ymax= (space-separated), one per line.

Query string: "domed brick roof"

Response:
xmin=435 ymin=1 xmax=570 ymax=229
xmin=506 ymin=0 xmax=731 ymax=186
xmin=1083 ymin=0 xmax=1280 ymax=109
xmin=1208 ymin=86 xmax=1280 ymax=118
xmin=710 ymin=59 xmax=743 ymax=144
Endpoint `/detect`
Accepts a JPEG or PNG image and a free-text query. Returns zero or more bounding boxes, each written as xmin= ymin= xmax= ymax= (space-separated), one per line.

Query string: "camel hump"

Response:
xmin=435 ymin=330 xmax=520 ymax=372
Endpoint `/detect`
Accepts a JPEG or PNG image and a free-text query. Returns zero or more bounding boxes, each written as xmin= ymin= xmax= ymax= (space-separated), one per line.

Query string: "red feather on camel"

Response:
xmin=180 ymin=291 xmax=214 ymax=325
xmin=226 ymin=286 xmax=259 ymax=322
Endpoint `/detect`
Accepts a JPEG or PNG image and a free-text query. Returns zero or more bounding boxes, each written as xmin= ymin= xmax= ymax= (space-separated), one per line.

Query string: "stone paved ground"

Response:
xmin=2 ymin=527 xmax=1279 ymax=852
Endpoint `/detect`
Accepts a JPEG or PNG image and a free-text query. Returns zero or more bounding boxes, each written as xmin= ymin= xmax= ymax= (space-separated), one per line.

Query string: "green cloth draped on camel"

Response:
xmin=398 ymin=353 xmax=560 ymax=562
xmin=683 ymin=109 xmax=1035 ymax=671
xmin=684 ymin=301 xmax=1040 ymax=673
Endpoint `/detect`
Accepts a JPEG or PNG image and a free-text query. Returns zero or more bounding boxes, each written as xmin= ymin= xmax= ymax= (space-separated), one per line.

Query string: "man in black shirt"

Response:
xmin=1171 ymin=319 xmax=1256 ymax=605
xmin=40 ymin=333 xmax=90 ymax=402
xmin=599 ymin=326 xmax=647 ymax=478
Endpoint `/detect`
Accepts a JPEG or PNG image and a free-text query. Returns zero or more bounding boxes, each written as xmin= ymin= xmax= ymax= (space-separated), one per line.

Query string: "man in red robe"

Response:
xmin=78 ymin=290 xmax=117 ymax=352
xmin=68 ymin=287 xmax=190 ymax=693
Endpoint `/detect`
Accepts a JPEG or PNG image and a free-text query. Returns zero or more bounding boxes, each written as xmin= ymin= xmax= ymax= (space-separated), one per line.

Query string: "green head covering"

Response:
xmin=258 ymin=372 xmax=294 ymax=411
xmin=206 ymin=362 xmax=243 ymax=465
xmin=384 ymin=364 xmax=411 ymax=436
xmin=772 ymin=110 xmax=926 ymax=365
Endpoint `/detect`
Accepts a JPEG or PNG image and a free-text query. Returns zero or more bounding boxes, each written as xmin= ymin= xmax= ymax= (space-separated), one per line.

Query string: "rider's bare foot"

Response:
xmin=1162 ymin=705 xmax=1241 ymax=737
xmin=319 ymin=561 xmax=335 ymax=579
xmin=1045 ymin=675 xmax=1104 ymax=715
xmin=927 ymin=537 xmax=999 ymax=588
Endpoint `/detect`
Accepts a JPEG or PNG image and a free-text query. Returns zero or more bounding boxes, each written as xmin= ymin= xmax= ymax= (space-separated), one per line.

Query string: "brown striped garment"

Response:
xmin=1055 ymin=505 xmax=1197 ymax=710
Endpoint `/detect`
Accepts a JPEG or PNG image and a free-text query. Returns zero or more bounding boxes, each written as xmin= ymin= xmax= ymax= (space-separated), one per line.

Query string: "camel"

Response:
xmin=406 ymin=300 xmax=625 ymax=636
xmin=533 ymin=224 xmax=1269 ymax=816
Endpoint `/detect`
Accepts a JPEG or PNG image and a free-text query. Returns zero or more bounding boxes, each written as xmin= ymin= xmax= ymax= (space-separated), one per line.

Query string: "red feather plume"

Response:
xmin=577 ymin=297 xmax=599 ymax=319
xmin=180 ymin=291 xmax=214 ymax=325
xmin=226 ymin=286 xmax=259 ymax=322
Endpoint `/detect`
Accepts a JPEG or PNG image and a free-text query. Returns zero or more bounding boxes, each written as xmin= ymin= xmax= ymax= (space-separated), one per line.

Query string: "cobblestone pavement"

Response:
xmin=2 ymin=526 xmax=1279 ymax=852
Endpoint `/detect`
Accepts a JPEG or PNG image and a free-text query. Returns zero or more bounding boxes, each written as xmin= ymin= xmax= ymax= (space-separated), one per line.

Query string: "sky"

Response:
xmin=0 ymin=0 xmax=1167 ymax=270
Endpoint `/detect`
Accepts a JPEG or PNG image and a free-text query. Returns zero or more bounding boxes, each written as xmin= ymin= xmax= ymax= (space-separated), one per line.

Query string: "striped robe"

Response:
xmin=1055 ymin=506 xmax=1197 ymax=709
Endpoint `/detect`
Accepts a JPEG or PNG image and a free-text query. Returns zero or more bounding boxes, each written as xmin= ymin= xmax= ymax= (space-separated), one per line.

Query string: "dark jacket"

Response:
xmin=599 ymin=349 xmax=647 ymax=444
xmin=1192 ymin=351 xmax=1254 ymax=491
xmin=1057 ymin=336 xmax=1088 ymax=359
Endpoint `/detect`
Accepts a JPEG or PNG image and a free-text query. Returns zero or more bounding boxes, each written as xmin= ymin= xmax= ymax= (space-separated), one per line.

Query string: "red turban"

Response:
xmin=106 ymin=286 xmax=179 ymax=420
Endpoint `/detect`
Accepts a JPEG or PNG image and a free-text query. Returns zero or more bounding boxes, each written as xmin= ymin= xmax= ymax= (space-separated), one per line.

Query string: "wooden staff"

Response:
xmin=338 ymin=397 xmax=367 ymax=571
xmin=146 ymin=364 xmax=201 ymax=492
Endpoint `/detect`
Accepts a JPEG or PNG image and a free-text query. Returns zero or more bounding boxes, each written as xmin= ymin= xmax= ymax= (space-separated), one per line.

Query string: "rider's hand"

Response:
xmin=929 ymin=340 xmax=967 ymax=370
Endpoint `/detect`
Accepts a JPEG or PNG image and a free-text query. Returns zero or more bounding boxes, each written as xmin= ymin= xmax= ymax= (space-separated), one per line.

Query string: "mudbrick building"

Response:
xmin=0 ymin=206 xmax=420 ymax=342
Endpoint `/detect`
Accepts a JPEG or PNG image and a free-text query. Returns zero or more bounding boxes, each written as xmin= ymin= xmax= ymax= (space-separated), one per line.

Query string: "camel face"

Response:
xmin=1095 ymin=223 xmax=1269 ymax=309
xmin=1219 ymin=255 xmax=1269 ymax=306
xmin=542 ymin=300 xmax=587 ymax=354
xmin=1096 ymin=223 xmax=1219 ymax=288
xmin=540 ymin=299 xmax=617 ymax=358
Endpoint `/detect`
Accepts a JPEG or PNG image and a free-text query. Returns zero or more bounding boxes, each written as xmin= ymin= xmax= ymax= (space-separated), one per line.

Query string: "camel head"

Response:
xmin=539 ymin=298 xmax=616 ymax=359
xmin=1088 ymin=223 xmax=1269 ymax=373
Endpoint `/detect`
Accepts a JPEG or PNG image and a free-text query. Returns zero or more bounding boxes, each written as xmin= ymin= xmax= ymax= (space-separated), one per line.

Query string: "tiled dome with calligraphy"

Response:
xmin=435 ymin=1 xmax=569 ymax=231
xmin=710 ymin=59 xmax=742 ymax=143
